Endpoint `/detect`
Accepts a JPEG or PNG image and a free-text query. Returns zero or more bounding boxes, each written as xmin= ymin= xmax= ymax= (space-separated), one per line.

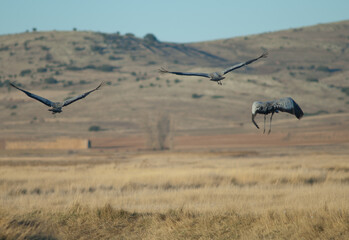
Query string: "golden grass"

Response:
xmin=0 ymin=149 xmax=349 ymax=239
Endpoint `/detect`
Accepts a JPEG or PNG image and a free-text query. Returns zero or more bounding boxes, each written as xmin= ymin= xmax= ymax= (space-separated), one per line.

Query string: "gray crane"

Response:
xmin=159 ymin=51 xmax=268 ymax=85
xmin=10 ymin=82 xmax=104 ymax=114
xmin=251 ymin=97 xmax=304 ymax=134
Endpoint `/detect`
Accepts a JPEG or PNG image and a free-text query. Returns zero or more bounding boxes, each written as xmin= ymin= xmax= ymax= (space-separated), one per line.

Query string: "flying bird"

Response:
xmin=159 ymin=51 xmax=268 ymax=85
xmin=10 ymin=82 xmax=104 ymax=114
xmin=251 ymin=97 xmax=304 ymax=134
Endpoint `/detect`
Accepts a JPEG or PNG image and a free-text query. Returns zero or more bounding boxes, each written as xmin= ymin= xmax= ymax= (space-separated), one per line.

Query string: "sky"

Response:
xmin=1 ymin=0 xmax=348 ymax=43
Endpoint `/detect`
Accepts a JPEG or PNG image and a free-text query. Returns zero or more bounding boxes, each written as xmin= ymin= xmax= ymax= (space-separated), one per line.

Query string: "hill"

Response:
xmin=0 ymin=20 xmax=348 ymax=144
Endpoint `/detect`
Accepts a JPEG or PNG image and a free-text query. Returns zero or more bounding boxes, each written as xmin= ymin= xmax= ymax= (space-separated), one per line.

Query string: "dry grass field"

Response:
xmin=0 ymin=20 xmax=349 ymax=239
xmin=0 ymin=140 xmax=349 ymax=239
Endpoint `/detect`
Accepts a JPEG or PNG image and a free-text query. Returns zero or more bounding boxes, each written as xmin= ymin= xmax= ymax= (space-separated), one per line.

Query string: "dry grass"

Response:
xmin=0 ymin=148 xmax=349 ymax=239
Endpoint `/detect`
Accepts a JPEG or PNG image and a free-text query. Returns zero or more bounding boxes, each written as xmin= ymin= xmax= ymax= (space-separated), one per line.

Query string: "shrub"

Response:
xmin=143 ymin=33 xmax=158 ymax=43
xmin=0 ymin=46 xmax=9 ymax=51
xmin=23 ymin=40 xmax=30 ymax=50
xmin=316 ymin=66 xmax=330 ymax=72
xmin=44 ymin=77 xmax=58 ymax=84
xmin=20 ymin=69 xmax=31 ymax=76
xmin=174 ymin=79 xmax=181 ymax=84
xmin=109 ymin=55 xmax=123 ymax=61
xmin=125 ymin=33 xmax=135 ymax=37
xmin=306 ymin=78 xmax=319 ymax=83
xmin=79 ymin=80 xmax=88 ymax=84
xmin=63 ymin=81 xmax=73 ymax=87
xmin=211 ymin=95 xmax=224 ymax=99
xmin=247 ymin=79 xmax=257 ymax=84
xmin=90 ymin=45 xmax=105 ymax=54
xmin=316 ymin=66 xmax=341 ymax=73
xmin=96 ymin=64 xmax=116 ymax=72
xmin=147 ymin=61 xmax=157 ymax=65
xmin=41 ymin=46 xmax=50 ymax=51
xmin=340 ymin=87 xmax=349 ymax=96
xmin=75 ymin=47 xmax=85 ymax=51
xmin=84 ymin=65 xmax=96 ymax=70
xmin=37 ymin=67 xmax=47 ymax=73
xmin=45 ymin=53 xmax=53 ymax=61
xmin=66 ymin=66 xmax=83 ymax=71
xmin=89 ymin=125 xmax=102 ymax=132
xmin=192 ymin=93 xmax=204 ymax=99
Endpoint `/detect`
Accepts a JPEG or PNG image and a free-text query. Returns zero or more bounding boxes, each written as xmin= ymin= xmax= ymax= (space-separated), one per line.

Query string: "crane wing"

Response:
xmin=275 ymin=97 xmax=304 ymax=119
xmin=220 ymin=51 xmax=268 ymax=75
xmin=159 ymin=67 xmax=210 ymax=78
xmin=63 ymin=82 xmax=104 ymax=107
xmin=10 ymin=83 xmax=53 ymax=107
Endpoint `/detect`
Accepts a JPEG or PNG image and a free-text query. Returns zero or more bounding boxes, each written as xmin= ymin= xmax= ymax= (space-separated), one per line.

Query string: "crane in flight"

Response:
xmin=10 ymin=82 xmax=104 ymax=114
xmin=159 ymin=51 xmax=268 ymax=85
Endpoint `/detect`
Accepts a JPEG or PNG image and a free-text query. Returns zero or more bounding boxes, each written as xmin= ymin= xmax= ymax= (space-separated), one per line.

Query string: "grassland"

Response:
xmin=0 ymin=20 xmax=349 ymax=239
xmin=1 ymin=145 xmax=348 ymax=239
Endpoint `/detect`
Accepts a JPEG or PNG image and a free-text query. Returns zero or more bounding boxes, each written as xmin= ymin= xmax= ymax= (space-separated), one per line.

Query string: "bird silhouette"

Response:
xmin=159 ymin=51 xmax=268 ymax=85
xmin=10 ymin=82 xmax=104 ymax=114
xmin=251 ymin=97 xmax=304 ymax=134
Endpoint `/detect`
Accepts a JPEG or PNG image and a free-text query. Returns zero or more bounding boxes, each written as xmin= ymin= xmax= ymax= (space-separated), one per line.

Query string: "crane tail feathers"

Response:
xmin=260 ymin=51 xmax=268 ymax=59
xmin=159 ymin=67 xmax=169 ymax=74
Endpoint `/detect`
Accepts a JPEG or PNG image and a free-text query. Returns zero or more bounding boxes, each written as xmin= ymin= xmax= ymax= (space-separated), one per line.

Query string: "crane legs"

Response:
xmin=262 ymin=112 xmax=274 ymax=134
xmin=263 ymin=115 xmax=266 ymax=133
xmin=268 ymin=112 xmax=274 ymax=135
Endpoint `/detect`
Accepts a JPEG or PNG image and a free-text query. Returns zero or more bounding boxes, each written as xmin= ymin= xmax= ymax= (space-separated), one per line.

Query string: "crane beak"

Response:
xmin=252 ymin=113 xmax=259 ymax=129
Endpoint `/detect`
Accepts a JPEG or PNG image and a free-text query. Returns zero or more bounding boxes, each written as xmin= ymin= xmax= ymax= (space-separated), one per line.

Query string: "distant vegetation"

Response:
xmin=37 ymin=67 xmax=47 ymax=73
xmin=108 ymin=55 xmax=123 ymax=61
xmin=89 ymin=125 xmax=102 ymax=132
xmin=44 ymin=77 xmax=58 ymax=84
xmin=74 ymin=47 xmax=85 ymax=51
xmin=305 ymin=77 xmax=319 ymax=83
xmin=66 ymin=64 xmax=118 ymax=72
xmin=340 ymin=87 xmax=349 ymax=96
xmin=0 ymin=46 xmax=9 ymax=51
xmin=211 ymin=95 xmax=224 ymax=99
xmin=90 ymin=45 xmax=106 ymax=54
xmin=20 ymin=69 xmax=31 ymax=77
xmin=0 ymin=80 xmax=11 ymax=88
xmin=143 ymin=33 xmax=159 ymax=44
xmin=316 ymin=66 xmax=341 ymax=73
xmin=192 ymin=93 xmax=204 ymax=99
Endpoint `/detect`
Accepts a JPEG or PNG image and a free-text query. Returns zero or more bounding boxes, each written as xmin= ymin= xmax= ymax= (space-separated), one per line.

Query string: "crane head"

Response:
xmin=251 ymin=101 xmax=262 ymax=129
xmin=252 ymin=113 xmax=259 ymax=129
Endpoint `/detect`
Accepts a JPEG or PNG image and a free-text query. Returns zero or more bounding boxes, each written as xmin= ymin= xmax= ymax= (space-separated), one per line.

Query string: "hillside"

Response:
xmin=0 ymin=20 xmax=348 ymax=142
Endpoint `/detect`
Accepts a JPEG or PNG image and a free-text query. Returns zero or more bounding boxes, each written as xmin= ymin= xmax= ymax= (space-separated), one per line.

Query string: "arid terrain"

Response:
xmin=0 ymin=20 xmax=348 ymax=239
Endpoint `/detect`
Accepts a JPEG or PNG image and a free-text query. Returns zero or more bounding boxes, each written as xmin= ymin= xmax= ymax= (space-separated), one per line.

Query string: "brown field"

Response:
xmin=0 ymin=20 xmax=349 ymax=239
xmin=1 ymin=124 xmax=349 ymax=239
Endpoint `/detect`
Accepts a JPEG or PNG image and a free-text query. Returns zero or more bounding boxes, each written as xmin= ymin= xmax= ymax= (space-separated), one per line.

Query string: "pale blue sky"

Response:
xmin=1 ymin=0 xmax=348 ymax=43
